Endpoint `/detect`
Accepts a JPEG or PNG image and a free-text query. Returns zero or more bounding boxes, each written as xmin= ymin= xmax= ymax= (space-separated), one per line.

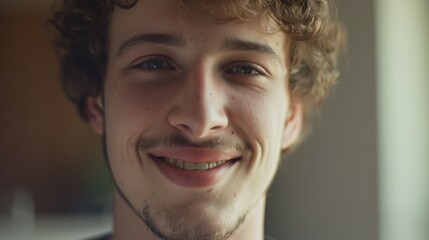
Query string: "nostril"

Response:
xmin=210 ymin=125 xmax=225 ymax=131
xmin=176 ymin=123 xmax=192 ymax=132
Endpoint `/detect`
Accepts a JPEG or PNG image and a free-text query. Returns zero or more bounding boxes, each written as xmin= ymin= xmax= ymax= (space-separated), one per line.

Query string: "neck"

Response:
xmin=111 ymin=190 xmax=266 ymax=240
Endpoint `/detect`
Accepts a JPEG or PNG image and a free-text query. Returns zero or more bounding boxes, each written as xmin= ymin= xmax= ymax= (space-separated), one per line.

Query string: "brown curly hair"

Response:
xmin=50 ymin=0 xmax=344 ymax=134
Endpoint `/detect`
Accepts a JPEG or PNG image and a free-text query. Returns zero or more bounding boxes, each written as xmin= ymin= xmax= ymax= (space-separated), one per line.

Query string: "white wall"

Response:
xmin=376 ymin=1 xmax=429 ymax=240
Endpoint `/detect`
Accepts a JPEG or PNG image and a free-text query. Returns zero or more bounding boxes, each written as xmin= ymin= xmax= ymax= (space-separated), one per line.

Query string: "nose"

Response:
xmin=167 ymin=66 xmax=228 ymax=139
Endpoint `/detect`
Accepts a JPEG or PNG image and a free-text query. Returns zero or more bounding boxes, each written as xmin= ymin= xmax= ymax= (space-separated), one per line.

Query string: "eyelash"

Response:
xmin=225 ymin=64 xmax=264 ymax=76
xmin=131 ymin=57 xmax=265 ymax=77
xmin=132 ymin=57 xmax=174 ymax=71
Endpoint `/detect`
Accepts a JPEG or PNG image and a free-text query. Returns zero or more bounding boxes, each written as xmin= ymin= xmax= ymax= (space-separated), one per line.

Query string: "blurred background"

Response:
xmin=0 ymin=0 xmax=427 ymax=239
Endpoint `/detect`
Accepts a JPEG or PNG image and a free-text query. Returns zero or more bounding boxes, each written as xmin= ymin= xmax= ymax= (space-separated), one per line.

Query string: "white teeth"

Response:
xmin=196 ymin=162 xmax=208 ymax=170
xmin=175 ymin=160 xmax=184 ymax=169
xmin=184 ymin=161 xmax=196 ymax=170
xmin=163 ymin=158 xmax=226 ymax=171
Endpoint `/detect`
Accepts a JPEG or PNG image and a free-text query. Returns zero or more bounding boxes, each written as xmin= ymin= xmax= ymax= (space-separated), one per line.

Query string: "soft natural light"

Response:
xmin=376 ymin=0 xmax=429 ymax=240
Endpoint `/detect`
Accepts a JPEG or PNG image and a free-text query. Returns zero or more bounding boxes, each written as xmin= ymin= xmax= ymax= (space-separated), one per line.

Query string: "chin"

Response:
xmin=138 ymin=201 xmax=248 ymax=240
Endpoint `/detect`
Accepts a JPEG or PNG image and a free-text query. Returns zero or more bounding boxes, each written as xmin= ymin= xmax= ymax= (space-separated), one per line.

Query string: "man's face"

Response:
xmin=88 ymin=0 xmax=302 ymax=239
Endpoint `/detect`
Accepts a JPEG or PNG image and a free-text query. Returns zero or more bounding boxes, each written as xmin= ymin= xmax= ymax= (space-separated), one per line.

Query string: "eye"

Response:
xmin=132 ymin=57 xmax=174 ymax=71
xmin=226 ymin=64 xmax=263 ymax=76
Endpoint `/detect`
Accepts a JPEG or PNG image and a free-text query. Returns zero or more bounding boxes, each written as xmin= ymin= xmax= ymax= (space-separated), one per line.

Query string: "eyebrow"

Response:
xmin=222 ymin=38 xmax=282 ymax=63
xmin=116 ymin=33 xmax=282 ymax=63
xmin=116 ymin=32 xmax=186 ymax=57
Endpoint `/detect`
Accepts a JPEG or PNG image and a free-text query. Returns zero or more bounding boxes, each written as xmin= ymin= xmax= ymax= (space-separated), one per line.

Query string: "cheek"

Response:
xmin=104 ymin=82 xmax=178 ymax=128
xmin=230 ymin=91 xmax=288 ymax=199
xmin=103 ymin=83 xmax=161 ymax=192
xmin=233 ymin=89 xmax=289 ymax=172
xmin=102 ymin=84 xmax=160 ymax=165
xmin=233 ymin=91 xmax=289 ymax=141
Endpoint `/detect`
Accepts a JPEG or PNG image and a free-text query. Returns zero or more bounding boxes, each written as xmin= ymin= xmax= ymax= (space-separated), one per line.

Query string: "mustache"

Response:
xmin=138 ymin=133 xmax=251 ymax=153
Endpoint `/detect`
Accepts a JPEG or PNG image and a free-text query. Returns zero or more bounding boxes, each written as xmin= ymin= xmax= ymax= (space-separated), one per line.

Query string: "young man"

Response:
xmin=51 ymin=0 xmax=343 ymax=239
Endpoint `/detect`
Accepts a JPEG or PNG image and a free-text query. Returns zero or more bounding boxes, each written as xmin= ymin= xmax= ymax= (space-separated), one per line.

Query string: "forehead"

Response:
xmin=108 ymin=0 xmax=288 ymax=53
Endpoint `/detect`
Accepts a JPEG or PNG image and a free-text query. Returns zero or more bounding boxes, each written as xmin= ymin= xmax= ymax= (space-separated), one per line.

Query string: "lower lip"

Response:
xmin=149 ymin=155 xmax=237 ymax=188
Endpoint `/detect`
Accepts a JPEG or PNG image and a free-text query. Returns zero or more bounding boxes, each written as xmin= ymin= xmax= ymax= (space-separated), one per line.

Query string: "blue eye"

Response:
xmin=134 ymin=57 xmax=174 ymax=71
xmin=226 ymin=65 xmax=262 ymax=75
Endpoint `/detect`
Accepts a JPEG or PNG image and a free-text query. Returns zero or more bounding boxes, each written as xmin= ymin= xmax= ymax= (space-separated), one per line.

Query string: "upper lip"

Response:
xmin=148 ymin=147 xmax=242 ymax=163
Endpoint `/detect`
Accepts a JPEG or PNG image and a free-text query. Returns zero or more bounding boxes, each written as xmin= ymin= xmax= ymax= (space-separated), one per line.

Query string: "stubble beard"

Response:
xmin=138 ymin=202 xmax=247 ymax=240
xmin=101 ymin=135 xmax=249 ymax=240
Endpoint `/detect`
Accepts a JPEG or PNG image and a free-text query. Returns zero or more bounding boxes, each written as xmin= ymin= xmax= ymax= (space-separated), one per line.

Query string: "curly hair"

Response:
xmin=50 ymin=0 xmax=344 ymax=134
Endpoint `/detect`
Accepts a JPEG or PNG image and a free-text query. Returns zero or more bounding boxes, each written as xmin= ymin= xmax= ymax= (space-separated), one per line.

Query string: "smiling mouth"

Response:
xmin=149 ymin=154 xmax=240 ymax=171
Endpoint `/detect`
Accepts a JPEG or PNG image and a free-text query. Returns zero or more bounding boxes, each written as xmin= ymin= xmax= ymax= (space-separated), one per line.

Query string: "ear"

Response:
xmin=281 ymin=101 xmax=304 ymax=150
xmin=86 ymin=96 xmax=104 ymax=135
